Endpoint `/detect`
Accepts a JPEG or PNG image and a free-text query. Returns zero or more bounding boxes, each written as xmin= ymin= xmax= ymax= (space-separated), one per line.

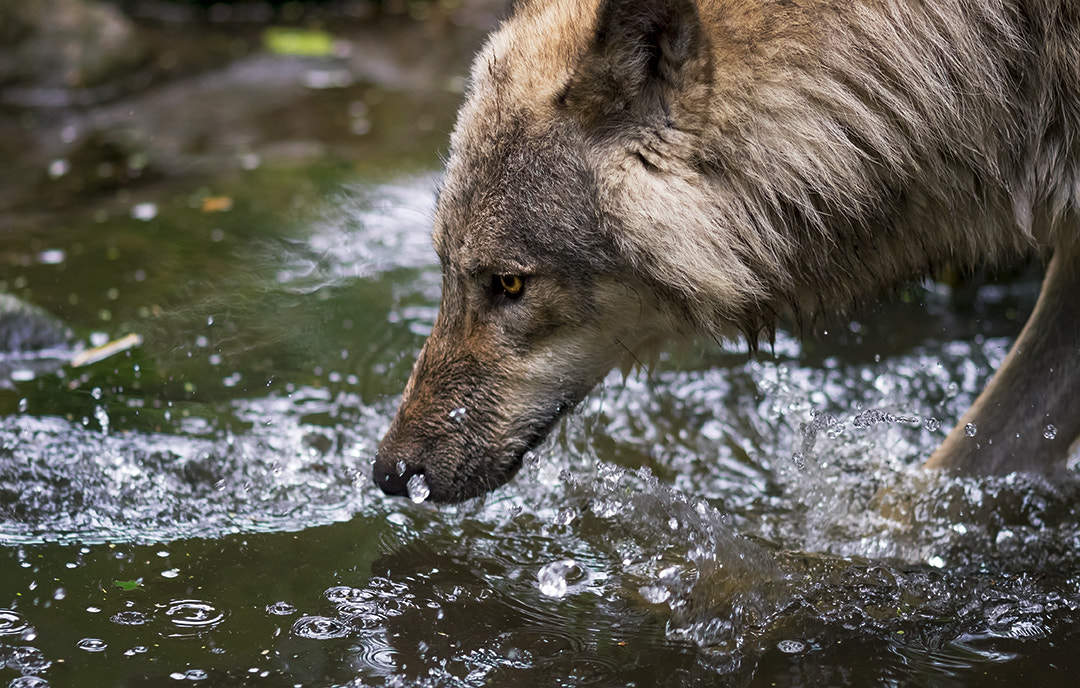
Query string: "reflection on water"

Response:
xmin=2 ymin=8 xmax=1080 ymax=688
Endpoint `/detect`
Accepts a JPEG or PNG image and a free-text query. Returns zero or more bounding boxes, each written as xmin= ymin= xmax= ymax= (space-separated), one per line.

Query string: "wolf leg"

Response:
xmin=925 ymin=241 xmax=1080 ymax=475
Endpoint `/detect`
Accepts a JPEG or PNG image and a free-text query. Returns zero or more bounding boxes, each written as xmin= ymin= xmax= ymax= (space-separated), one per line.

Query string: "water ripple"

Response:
xmin=0 ymin=609 xmax=29 ymax=637
xmin=159 ymin=600 xmax=227 ymax=637
xmin=291 ymin=615 xmax=351 ymax=640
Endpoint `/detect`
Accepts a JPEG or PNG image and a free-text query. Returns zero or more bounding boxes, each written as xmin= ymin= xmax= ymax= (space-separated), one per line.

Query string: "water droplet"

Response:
xmin=47 ymin=158 xmax=70 ymax=179
xmin=37 ymin=248 xmax=66 ymax=265
xmin=964 ymin=423 xmax=977 ymax=437
xmin=448 ymin=406 xmax=467 ymax=422
xmin=406 ymin=474 xmax=430 ymax=504
xmin=537 ymin=559 xmax=578 ymax=598
xmin=77 ymin=637 xmax=108 ymax=652
xmin=777 ymin=639 xmax=806 ymax=654
xmin=925 ymin=417 xmax=940 ymax=431
xmin=1044 ymin=424 xmax=1058 ymax=440
xmin=395 ymin=460 xmax=407 ymax=477
xmin=131 ymin=202 xmax=158 ymax=221
xmin=94 ymin=405 xmax=110 ymax=435
xmin=292 ymin=615 xmax=351 ymax=639
xmin=791 ymin=452 xmax=806 ymax=469
xmin=266 ymin=601 xmax=297 ymax=616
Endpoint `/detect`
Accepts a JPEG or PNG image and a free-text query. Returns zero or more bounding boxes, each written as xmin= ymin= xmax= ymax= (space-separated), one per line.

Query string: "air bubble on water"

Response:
xmin=76 ymin=637 xmax=107 ymax=652
xmin=448 ymin=406 xmax=467 ymax=422
xmin=8 ymin=646 xmax=50 ymax=675
xmin=18 ymin=398 xmax=28 ymax=412
xmin=777 ymin=639 xmax=806 ymax=654
xmin=964 ymin=423 xmax=977 ymax=437
xmin=537 ymin=559 xmax=578 ymax=598
xmin=8 ymin=677 xmax=49 ymax=688
xmin=1044 ymin=424 xmax=1058 ymax=440
xmin=110 ymin=610 xmax=148 ymax=625
xmin=406 ymin=474 xmax=430 ymax=504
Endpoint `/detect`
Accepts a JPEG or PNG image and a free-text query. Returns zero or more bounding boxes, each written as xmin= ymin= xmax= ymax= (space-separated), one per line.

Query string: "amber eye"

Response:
xmin=496 ymin=274 xmax=526 ymax=299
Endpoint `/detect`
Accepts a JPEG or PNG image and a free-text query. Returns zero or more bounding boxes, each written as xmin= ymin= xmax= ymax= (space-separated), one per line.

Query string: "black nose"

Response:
xmin=372 ymin=454 xmax=421 ymax=497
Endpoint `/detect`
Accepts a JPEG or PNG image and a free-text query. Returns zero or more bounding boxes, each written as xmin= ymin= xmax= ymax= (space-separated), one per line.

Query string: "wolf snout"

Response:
xmin=372 ymin=452 xmax=424 ymax=498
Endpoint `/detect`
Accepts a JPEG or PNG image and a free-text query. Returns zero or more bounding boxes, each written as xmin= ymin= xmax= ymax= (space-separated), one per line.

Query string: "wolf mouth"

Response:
xmin=444 ymin=396 xmax=578 ymax=502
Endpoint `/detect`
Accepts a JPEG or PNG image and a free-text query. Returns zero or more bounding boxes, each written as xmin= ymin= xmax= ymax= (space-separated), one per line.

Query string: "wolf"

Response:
xmin=373 ymin=0 xmax=1080 ymax=502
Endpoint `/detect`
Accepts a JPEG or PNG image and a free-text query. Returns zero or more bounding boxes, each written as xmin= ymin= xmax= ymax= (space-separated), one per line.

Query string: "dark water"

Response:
xmin=4 ymin=9 xmax=1080 ymax=688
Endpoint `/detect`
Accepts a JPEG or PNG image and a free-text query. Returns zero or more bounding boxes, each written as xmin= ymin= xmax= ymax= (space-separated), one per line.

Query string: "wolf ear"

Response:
xmin=563 ymin=0 xmax=707 ymax=128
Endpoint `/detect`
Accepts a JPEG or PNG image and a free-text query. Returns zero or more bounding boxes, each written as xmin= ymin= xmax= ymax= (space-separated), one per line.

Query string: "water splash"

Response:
xmin=0 ymin=387 xmax=385 ymax=545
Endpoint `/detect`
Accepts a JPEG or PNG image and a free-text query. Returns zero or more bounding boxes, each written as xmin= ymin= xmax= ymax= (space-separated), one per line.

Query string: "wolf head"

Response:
xmin=373 ymin=0 xmax=772 ymax=502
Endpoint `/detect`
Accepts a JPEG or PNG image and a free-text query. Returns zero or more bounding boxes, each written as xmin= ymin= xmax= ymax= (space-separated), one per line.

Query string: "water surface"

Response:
xmin=2 ymin=8 xmax=1080 ymax=688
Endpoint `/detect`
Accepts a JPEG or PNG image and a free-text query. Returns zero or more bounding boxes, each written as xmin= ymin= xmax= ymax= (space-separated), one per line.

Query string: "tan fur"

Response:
xmin=374 ymin=0 xmax=1080 ymax=502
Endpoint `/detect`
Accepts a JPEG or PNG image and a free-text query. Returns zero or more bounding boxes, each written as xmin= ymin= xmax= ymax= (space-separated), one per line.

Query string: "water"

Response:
xmin=3 ymin=6 xmax=1080 ymax=687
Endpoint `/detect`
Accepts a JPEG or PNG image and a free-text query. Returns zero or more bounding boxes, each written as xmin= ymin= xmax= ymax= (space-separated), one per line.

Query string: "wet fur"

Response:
xmin=375 ymin=0 xmax=1080 ymax=502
